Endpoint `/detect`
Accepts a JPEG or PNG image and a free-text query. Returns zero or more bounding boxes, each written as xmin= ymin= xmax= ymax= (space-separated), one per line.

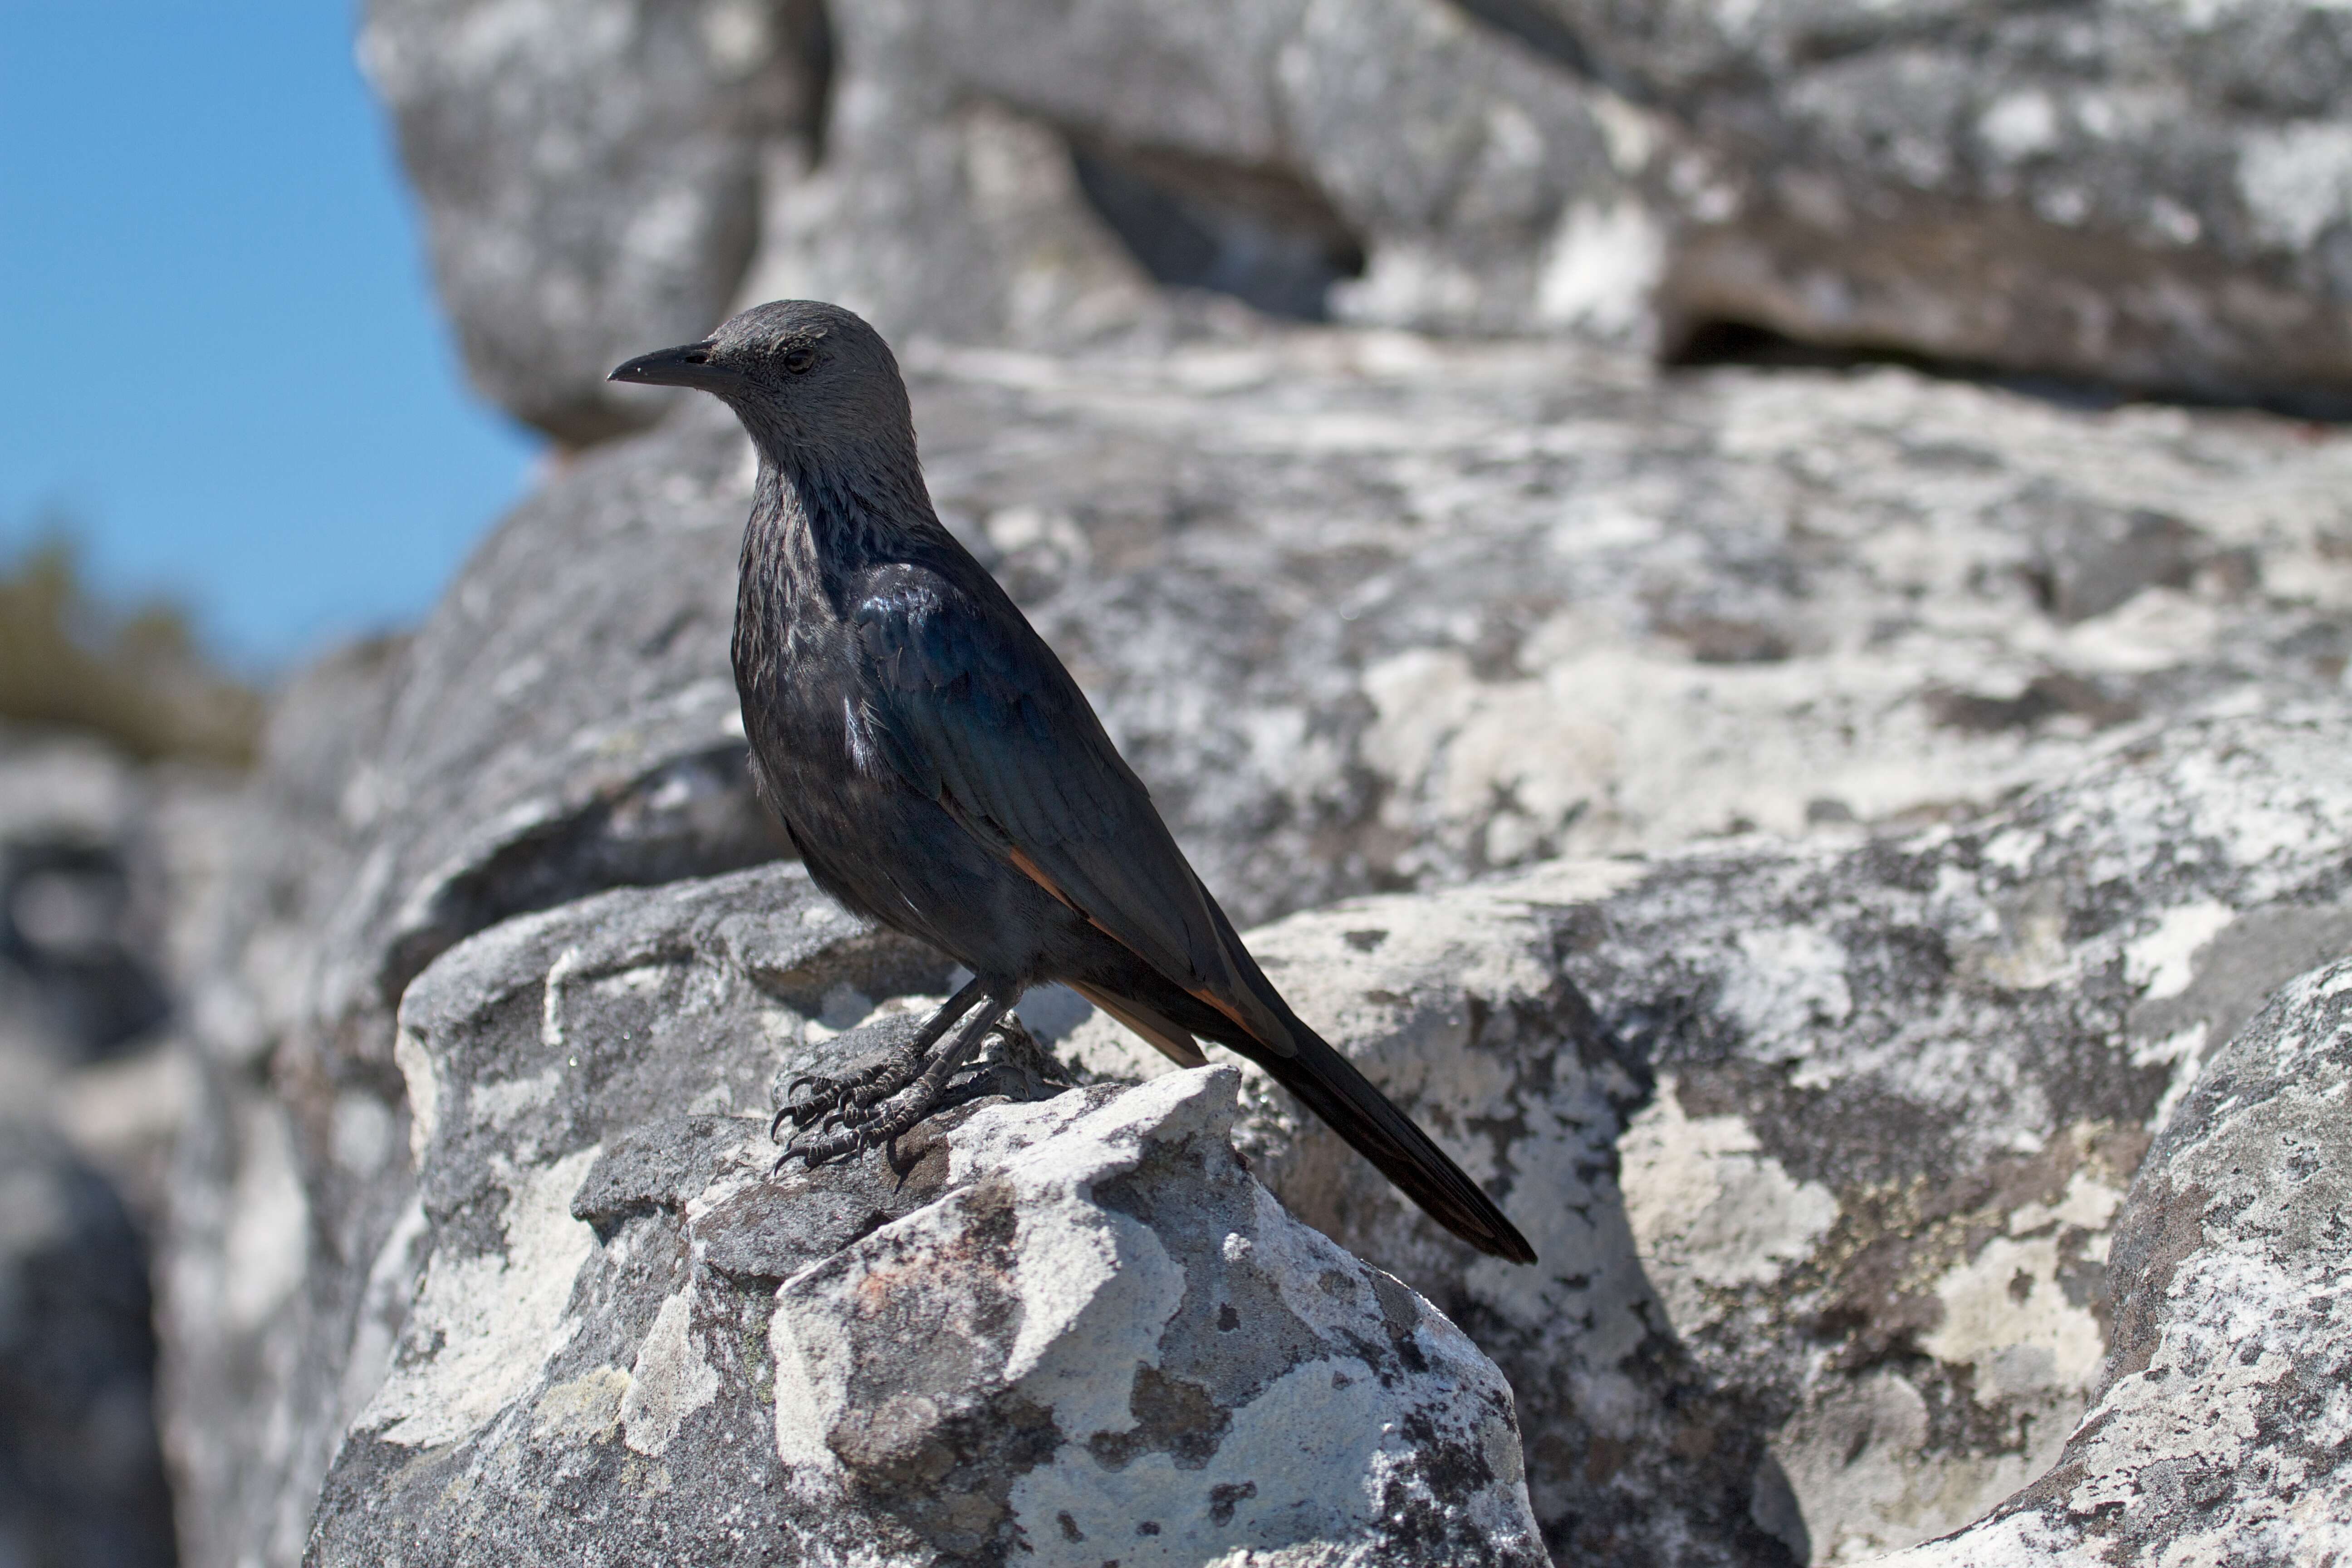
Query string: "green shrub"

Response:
xmin=0 ymin=532 xmax=262 ymax=767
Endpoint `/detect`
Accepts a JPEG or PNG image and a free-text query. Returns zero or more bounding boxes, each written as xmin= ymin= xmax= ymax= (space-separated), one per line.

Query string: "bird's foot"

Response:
xmin=769 ymin=976 xmax=990 ymax=1140
xmin=771 ymin=1046 xmax=920 ymax=1137
xmin=936 ymin=1013 xmax=1074 ymax=1110
xmin=774 ymin=991 xmax=1009 ymax=1171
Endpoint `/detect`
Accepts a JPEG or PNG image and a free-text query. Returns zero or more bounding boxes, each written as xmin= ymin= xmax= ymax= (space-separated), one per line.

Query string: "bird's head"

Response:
xmin=609 ymin=299 xmax=913 ymax=466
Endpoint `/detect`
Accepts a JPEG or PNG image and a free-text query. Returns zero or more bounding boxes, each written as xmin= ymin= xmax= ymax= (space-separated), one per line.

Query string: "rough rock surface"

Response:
xmin=118 ymin=6 xmax=2352 ymax=1560
xmin=1876 ymin=954 xmax=2352 ymax=1564
xmin=0 ymin=734 xmax=188 ymax=1568
xmin=744 ymin=0 xmax=1633 ymax=347
xmin=1538 ymin=0 xmax=2352 ymax=408
xmin=148 ymin=419 xmax=794 ymax=1556
xmin=358 ymin=0 xmax=829 ymax=444
xmin=304 ymin=861 xmax=1542 ymax=1566
xmin=1061 ymin=704 xmax=2352 ymax=1563
xmin=897 ymin=335 xmax=2350 ymax=933
xmin=280 ymin=329 xmax=2352 ymax=955
xmin=160 ymin=325 xmax=2352 ymax=1564
xmin=155 ymin=642 xmax=416 ymax=1568
xmin=370 ymin=0 xmax=2352 ymax=440
xmin=0 ymin=1118 xmax=177 ymax=1568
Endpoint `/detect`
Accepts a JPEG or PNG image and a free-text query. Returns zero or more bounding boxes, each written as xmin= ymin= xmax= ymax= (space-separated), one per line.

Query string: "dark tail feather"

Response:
xmin=1145 ymin=887 xmax=1533 ymax=1260
xmin=1250 ymin=1013 xmax=1537 ymax=1264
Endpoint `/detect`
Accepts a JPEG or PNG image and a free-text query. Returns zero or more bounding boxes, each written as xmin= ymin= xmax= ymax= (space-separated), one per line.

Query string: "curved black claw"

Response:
xmin=777 ymin=1058 xmax=900 ymax=1129
xmin=779 ymin=1117 xmax=872 ymax=1169
xmin=767 ymin=993 xmax=1013 ymax=1174
xmin=769 ymin=975 xmax=997 ymax=1144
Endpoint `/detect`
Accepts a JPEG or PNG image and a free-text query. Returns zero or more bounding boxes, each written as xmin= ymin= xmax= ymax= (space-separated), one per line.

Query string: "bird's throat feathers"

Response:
xmin=737 ymin=444 xmax=958 ymax=666
xmin=750 ymin=446 xmax=941 ymax=578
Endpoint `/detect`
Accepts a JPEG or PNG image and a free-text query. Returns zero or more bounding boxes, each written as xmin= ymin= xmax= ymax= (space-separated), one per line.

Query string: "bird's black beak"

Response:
xmin=608 ymin=341 xmax=742 ymax=391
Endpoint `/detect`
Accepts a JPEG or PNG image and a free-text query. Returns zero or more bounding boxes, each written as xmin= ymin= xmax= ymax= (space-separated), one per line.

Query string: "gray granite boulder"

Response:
xmin=744 ymin=0 xmax=1635 ymax=346
xmin=1063 ymin=703 xmax=2352 ymax=1563
xmin=0 ymin=1118 xmax=176 ymax=1568
xmin=358 ymin=0 xmax=829 ymax=444
xmin=368 ymin=0 xmax=2352 ymax=439
xmin=288 ymin=326 xmax=2352 ymax=1048
xmin=0 ymin=734 xmax=189 ymax=1568
xmin=154 ymin=641 xmax=416 ymax=1568
xmin=152 ymin=406 xmax=787 ymax=1568
xmin=900 ymin=333 xmax=2352 ymax=931
xmin=158 ymin=325 xmax=2352 ymax=1564
xmin=1533 ymin=0 xmax=2352 ymax=409
xmin=304 ymin=860 xmax=1544 ymax=1566
xmin=1871 ymin=952 xmax=2352 ymax=1563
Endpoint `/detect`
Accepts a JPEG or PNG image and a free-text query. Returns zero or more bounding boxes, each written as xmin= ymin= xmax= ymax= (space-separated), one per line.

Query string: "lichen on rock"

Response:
xmin=302 ymin=862 xmax=1542 ymax=1566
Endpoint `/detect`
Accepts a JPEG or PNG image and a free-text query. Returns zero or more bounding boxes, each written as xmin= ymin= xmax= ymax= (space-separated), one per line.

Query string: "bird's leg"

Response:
xmin=930 ymin=1012 xmax=1072 ymax=1114
xmin=773 ymin=975 xmax=989 ymax=1139
xmin=782 ymin=995 xmax=1010 ymax=1168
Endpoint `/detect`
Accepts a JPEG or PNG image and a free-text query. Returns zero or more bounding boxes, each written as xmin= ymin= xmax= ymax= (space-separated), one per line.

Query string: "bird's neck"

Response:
xmin=737 ymin=445 xmax=937 ymax=626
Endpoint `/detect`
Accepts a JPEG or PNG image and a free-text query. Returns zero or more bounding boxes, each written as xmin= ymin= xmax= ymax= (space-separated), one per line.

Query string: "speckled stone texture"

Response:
xmin=303 ymin=861 xmax=1542 ymax=1567
xmin=358 ymin=0 xmax=828 ymax=444
xmin=157 ymin=328 xmax=2352 ymax=1564
xmin=1524 ymin=0 xmax=2352 ymax=409
xmin=740 ymin=0 xmax=1632 ymax=348
xmin=1063 ymin=704 xmax=2352 ymax=1563
xmin=368 ymin=0 xmax=2352 ymax=437
xmin=1868 ymin=954 xmax=2352 ymax=1564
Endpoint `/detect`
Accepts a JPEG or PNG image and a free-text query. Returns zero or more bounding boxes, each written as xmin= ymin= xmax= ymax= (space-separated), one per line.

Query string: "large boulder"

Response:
xmin=1058 ymin=703 xmax=2352 ymax=1562
xmin=367 ymin=0 xmax=2352 ymax=441
xmin=1875 ymin=952 xmax=2352 ymax=1563
xmin=158 ymin=325 xmax=2352 ymax=1563
xmin=154 ymin=641 xmax=415 ymax=1568
xmin=0 ymin=1119 xmax=176 ymax=1568
xmin=304 ymin=861 xmax=1545 ymax=1566
xmin=0 ymin=734 xmax=191 ymax=1568
xmin=901 ymin=333 xmax=2352 ymax=929
xmin=358 ymin=0 xmax=830 ymax=445
xmin=744 ymin=0 xmax=1634 ymax=346
xmin=1534 ymin=0 xmax=2352 ymax=410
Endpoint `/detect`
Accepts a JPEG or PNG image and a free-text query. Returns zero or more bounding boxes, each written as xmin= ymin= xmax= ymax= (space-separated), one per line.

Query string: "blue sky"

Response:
xmin=0 ymin=1 xmax=541 ymax=670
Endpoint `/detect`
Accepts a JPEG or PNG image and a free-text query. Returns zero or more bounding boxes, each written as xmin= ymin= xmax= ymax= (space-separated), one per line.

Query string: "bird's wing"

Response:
xmin=851 ymin=562 xmax=1293 ymax=1053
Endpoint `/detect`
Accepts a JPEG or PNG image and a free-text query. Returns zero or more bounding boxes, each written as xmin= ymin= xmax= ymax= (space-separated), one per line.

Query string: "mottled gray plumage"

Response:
xmin=612 ymin=300 xmax=1533 ymax=1262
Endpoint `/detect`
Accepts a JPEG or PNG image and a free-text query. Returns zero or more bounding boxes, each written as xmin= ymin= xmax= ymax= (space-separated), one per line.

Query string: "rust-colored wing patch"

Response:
xmin=1006 ymin=845 xmax=1077 ymax=909
xmin=1004 ymin=835 xmax=1288 ymax=1058
xmin=1185 ymin=985 xmax=1258 ymax=1038
xmin=1067 ymin=981 xmax=1208 ymax=1068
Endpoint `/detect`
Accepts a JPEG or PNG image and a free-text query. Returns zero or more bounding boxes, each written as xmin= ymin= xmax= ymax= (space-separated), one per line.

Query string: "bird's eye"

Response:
xmin=783 ymin=347 xmax=816 ymax=374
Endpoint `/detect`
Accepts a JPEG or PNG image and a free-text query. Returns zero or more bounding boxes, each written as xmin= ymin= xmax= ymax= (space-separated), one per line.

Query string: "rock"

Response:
xmin=1529 ymin=0 xmax=2352 ymax=409
xmin=1870 ymin=953 xmax=2352 ymax=1562
xmin=0 ymin=735 xmax=170 ymax=1071
xmin=161 ymin=321 xmax=2352 ymax=1563
xmin=151 ymin=410 xmax=799 ymax=1568
xmin=0 ymin=734 xmax=185 ymax=1568
xmin=745 ymin=0 xmax=1635 ymax=346
xmin=301 ymin=860 xmax=1543 ymax=1566
xmin=0 ymin=1118 xmax=177 ymax=1568
xmin=151 ymin=641 xmax=416 ymax=1568
xmin=1052 ymin=703 xmax=2352 ymax=1562
xmin=897 ymin=333 xmax=2352 ymax=931
xmin=358 ymin=0 xmax=830 ymax=445
xmin=367 ymin=0 xmax=2352 ymax=441
xmin=326 ymin=404 xmax=787 ymax=1020
xmin=296 ymin=326 xmax=2352 ymax=992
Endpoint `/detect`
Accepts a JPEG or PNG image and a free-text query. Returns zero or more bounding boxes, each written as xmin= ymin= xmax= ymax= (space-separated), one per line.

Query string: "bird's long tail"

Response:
xmin=1244 ymin=1007 xmax=1537 ymax=1264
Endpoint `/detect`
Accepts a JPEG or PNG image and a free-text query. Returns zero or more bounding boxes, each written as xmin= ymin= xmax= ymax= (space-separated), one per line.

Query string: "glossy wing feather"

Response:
xmin=853 ymin=564 xmax=1234 ymax=998
xmin=849 ymin=561 xmax=1535 ymax=1264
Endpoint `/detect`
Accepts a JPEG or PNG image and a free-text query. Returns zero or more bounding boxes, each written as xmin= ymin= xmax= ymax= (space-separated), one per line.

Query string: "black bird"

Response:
xmin=612 ymin=300 xmax=1535 ymax=1264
